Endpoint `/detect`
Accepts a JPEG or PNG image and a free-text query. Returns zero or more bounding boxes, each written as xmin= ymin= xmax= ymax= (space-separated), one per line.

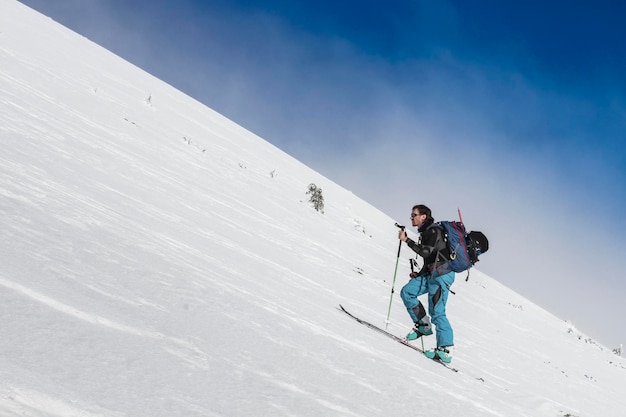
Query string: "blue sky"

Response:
xmin=19 ymin=0 xmax=626 ymax=348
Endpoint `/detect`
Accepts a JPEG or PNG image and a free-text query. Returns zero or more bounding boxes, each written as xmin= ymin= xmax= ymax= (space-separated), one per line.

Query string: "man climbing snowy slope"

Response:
xmin=398 ymin=204 xmax=455 ymax=364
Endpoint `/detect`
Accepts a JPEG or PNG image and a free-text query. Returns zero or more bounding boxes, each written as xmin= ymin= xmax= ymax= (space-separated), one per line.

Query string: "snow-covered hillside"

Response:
xmin=1 ymin=1 xmax=625 ymax=416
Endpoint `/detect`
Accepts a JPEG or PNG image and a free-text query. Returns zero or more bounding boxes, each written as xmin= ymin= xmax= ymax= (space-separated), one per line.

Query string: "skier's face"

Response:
xmin=411 ymin=211 xmax=426 ymax=228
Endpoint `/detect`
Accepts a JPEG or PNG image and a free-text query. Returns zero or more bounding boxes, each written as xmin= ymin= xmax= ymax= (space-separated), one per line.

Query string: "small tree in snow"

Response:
xmin=306 ymin=183 xmax=324 ymax=214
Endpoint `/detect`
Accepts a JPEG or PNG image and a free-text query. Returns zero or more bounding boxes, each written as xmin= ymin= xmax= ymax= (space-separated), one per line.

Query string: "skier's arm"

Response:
xmin=404 ymin=228 xmax=438 ymax=259
xmin=405 ymin=238 xmax=434 ymax=258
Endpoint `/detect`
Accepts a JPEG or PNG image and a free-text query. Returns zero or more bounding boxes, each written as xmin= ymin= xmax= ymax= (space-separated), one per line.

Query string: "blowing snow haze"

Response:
xmin=1 ymin=1 xmax=626 ymax=416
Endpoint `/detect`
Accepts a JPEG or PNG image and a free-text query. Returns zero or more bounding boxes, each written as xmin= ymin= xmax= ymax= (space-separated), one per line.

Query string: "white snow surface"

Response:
xmin=1 ymin=1 xmax=625 ymax=416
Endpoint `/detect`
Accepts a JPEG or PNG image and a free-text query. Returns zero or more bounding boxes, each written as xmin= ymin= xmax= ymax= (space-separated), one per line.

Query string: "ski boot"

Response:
xmin=406 ymin=316 xmax=433 ymax=341
xmin=424 ymin=346 xmax=453 ymax=364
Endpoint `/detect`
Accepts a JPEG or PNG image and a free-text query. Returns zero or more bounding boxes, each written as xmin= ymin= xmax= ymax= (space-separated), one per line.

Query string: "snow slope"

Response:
xmin=1 ymin=1 xmax=624 ymax=416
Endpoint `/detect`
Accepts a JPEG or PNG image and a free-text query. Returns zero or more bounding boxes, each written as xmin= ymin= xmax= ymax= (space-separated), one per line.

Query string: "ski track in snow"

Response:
xmin=0 ymin=275 xmax=212 ymax=372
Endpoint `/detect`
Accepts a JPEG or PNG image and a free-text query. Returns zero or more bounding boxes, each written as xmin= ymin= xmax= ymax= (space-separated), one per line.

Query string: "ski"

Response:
xmin=338 ymin=304 xmax=459 ymax=372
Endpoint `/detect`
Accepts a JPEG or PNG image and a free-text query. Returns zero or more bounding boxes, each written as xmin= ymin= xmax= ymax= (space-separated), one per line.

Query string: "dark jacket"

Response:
xmin=405 ymin=220 xmax=450 ymax=276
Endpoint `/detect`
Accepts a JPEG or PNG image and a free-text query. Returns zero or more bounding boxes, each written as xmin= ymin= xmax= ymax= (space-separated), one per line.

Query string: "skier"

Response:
xmin=398 ymin=204 xmax=455 ymax=364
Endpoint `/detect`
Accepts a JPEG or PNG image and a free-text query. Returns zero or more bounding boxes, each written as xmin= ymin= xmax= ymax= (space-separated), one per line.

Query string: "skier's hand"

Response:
xmin=398 ymin=230 xmax=408 ymax=241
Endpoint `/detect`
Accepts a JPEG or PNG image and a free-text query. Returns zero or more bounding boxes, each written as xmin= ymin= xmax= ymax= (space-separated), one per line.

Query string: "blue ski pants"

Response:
xmin=400 ymin=271 xmax=455 ymax=347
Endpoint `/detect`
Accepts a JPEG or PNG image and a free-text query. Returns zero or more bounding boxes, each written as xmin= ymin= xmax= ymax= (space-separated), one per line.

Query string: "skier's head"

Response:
xmin=411 ymin=204 xmax=434 ymax=228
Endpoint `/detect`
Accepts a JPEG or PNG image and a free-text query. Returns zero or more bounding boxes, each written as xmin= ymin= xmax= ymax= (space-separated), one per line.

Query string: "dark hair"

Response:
xmin=412 ymin=204 xmax=434 ymax=223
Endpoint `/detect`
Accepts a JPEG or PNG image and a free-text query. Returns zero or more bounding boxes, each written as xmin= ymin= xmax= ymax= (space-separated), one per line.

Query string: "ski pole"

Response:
xmin=385 ymin=223 xmax=405 ymax=329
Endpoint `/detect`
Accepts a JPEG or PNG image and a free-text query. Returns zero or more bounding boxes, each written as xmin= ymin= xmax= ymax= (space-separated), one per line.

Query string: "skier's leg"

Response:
xmin=428 ymin=271 xmax=455 ymax=347
xmin=400 ymin=276 xmax=428 ymax=322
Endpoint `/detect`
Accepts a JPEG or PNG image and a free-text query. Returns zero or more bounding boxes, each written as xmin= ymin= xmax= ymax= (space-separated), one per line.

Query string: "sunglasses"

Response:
xmin=411 ymin=213 xmax=423 ymax=218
